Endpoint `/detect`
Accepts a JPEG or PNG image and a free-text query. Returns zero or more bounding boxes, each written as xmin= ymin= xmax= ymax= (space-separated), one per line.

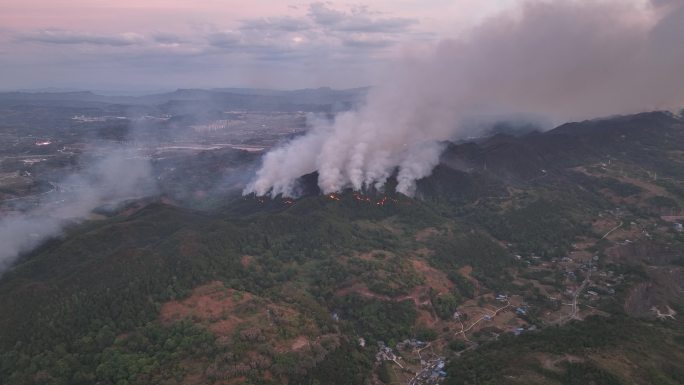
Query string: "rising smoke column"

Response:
xmin=245 ymin=0 xmax=684 ymax=198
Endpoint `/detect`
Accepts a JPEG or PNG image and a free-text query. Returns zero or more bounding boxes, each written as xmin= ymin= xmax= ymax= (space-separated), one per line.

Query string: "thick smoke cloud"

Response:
xmin=245 ymin=0 xmax=684 ymax=197
xmin=0 ymin=147 xmax=156 ymax=274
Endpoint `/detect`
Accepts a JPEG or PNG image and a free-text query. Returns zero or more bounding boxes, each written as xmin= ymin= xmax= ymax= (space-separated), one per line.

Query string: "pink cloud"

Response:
xmin=1 ymin=0 xmax=519 ymax=34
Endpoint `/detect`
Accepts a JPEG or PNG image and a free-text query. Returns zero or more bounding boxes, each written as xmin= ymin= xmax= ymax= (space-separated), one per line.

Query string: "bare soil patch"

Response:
xmin=160 ymin=281 xmax=253 ymax=334
xmin=415 ymin=227 xmax=440 ymax=242
xmin=240 ymin=255 xmax=254 ymax=268
xmin=290 ymin=336 xmax=310 ymax=351
xmin=411 ymin=258 xmax=453 ymax=295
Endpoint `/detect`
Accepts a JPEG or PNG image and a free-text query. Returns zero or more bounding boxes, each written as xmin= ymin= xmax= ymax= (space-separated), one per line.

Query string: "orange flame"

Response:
xmin=376 ymin=196 xmax=399 ymax=206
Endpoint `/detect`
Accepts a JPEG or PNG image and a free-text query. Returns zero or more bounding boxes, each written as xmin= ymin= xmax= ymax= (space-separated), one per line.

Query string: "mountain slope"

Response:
xmin=0 ymin=111 xmax=683 ymax=385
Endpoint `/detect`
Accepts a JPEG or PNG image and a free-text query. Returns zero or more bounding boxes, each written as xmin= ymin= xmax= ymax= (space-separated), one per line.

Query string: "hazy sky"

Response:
xmin=0 ymin=0 xmax=523 ymax=91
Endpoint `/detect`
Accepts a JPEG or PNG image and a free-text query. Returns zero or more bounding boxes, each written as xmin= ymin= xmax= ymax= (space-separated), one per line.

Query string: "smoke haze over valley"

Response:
xmin=0 ymin=147 xmax=155 ymax=274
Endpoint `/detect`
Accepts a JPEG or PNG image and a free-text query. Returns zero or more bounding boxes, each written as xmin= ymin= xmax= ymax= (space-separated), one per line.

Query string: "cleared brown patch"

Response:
xmin=575 ymin=166 xmax=663 ymax=195
xmin=415 ymin=227 xmax=440 ymax=242
xmin=411 ymin=258 xmax=453 ymax=295
xmin=573 ymin=237 xmax=596 ymax=250
xmin=181 ymin=374 xmax=203 ymax=385
xmin=589 ymin=352 xmax=644 ymax=384
xmin=356 ymin=250 xmax=392 ymax=261
xmin=336 ymin=281 xmax=431 ymax=308
xmin=240 ymin=255 xmax=254 ymax=268
xmin=459 ymin=265 xmax=473 ymax=276
xmin=159 ymin=281 xmax=252 ymax=332
xmin=159 ymin=281 xmax=332 ymax=384
xmin=416 ymin=308 xmax=438 ymax=327
xmin=661 ymin=215 xmax=684 ymax=222
xmin=404 ymin=288 xmax=434 ymax=307
xmin=413 ymin=247 xmax=434 ymax=257
xmin=335 ymin=282 xmax=392 ymax=301
xmin=291 ymin=336 xmax=309 ymax=351
xmin=223 ymin=376 xmax=248 ymax=385
xmin=569 ymin=250 xmax=593 ymax=262
xmin=458 ymin=265 xmax=480 ymax=295
xmin=592 ymin=217 xmax=620 ymax=234
xmin=207 ymin=317 xmax=244 ymax=337
xmin=179 ymin=235 xmax=201 ymax=257
xmin=614 ymin=175 xmax=673 ymax=198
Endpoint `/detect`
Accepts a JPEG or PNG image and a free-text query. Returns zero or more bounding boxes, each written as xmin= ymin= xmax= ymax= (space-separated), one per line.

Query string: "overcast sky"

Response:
xmin=0 ymin=0 xmax=529 ymax=92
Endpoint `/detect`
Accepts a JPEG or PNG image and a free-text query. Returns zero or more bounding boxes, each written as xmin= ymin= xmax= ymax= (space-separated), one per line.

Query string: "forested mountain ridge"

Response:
xmin=1 ymin=111 xmax=683 ymax=385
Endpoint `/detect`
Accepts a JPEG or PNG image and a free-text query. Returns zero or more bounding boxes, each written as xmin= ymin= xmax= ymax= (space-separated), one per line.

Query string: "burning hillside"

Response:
xmin=244 ymin=0 xmax=684 ymax=199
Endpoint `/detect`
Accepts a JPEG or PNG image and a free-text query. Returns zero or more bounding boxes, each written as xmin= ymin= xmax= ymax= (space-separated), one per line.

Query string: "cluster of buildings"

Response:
xmin=396 ymin=338 xmax=428 ymax=351
xmin=651 ymin=305 xmax=677 ymax=320
xmin=409 ymin=358 xmax=447 ymax=385
xmin=373 ymin=340 xmax=448 ymax=385
xmin=375 ymin=341 xmax=402 ymax=368
xmin=191 ymin=119 xmax=238 ymax=133
xmin=72 ymin=114 xmax=127 ymax=122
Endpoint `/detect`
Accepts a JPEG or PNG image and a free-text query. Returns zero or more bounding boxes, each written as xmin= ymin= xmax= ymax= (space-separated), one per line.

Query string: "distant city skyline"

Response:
xmin=0 ymin=0 xmax=526 ymax=91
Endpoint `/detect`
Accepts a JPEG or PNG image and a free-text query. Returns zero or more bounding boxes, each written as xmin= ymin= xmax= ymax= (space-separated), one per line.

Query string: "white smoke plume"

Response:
xmin=245 ymin=0 xmax=684 ymax=197
xmin=0 ymin=147 xmax=156 ymax=274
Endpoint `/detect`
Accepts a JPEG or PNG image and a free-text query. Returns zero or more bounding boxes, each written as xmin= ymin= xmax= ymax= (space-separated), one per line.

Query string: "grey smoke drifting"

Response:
xmin=0 ymin=147 xmax=155 ymax=274
xmin=245 ymin=0 xmax=684 ymax=197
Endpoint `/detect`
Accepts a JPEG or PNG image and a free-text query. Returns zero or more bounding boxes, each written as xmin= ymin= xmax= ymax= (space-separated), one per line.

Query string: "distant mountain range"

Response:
xmin=0 ymin=87 xmax=369 ymax=111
